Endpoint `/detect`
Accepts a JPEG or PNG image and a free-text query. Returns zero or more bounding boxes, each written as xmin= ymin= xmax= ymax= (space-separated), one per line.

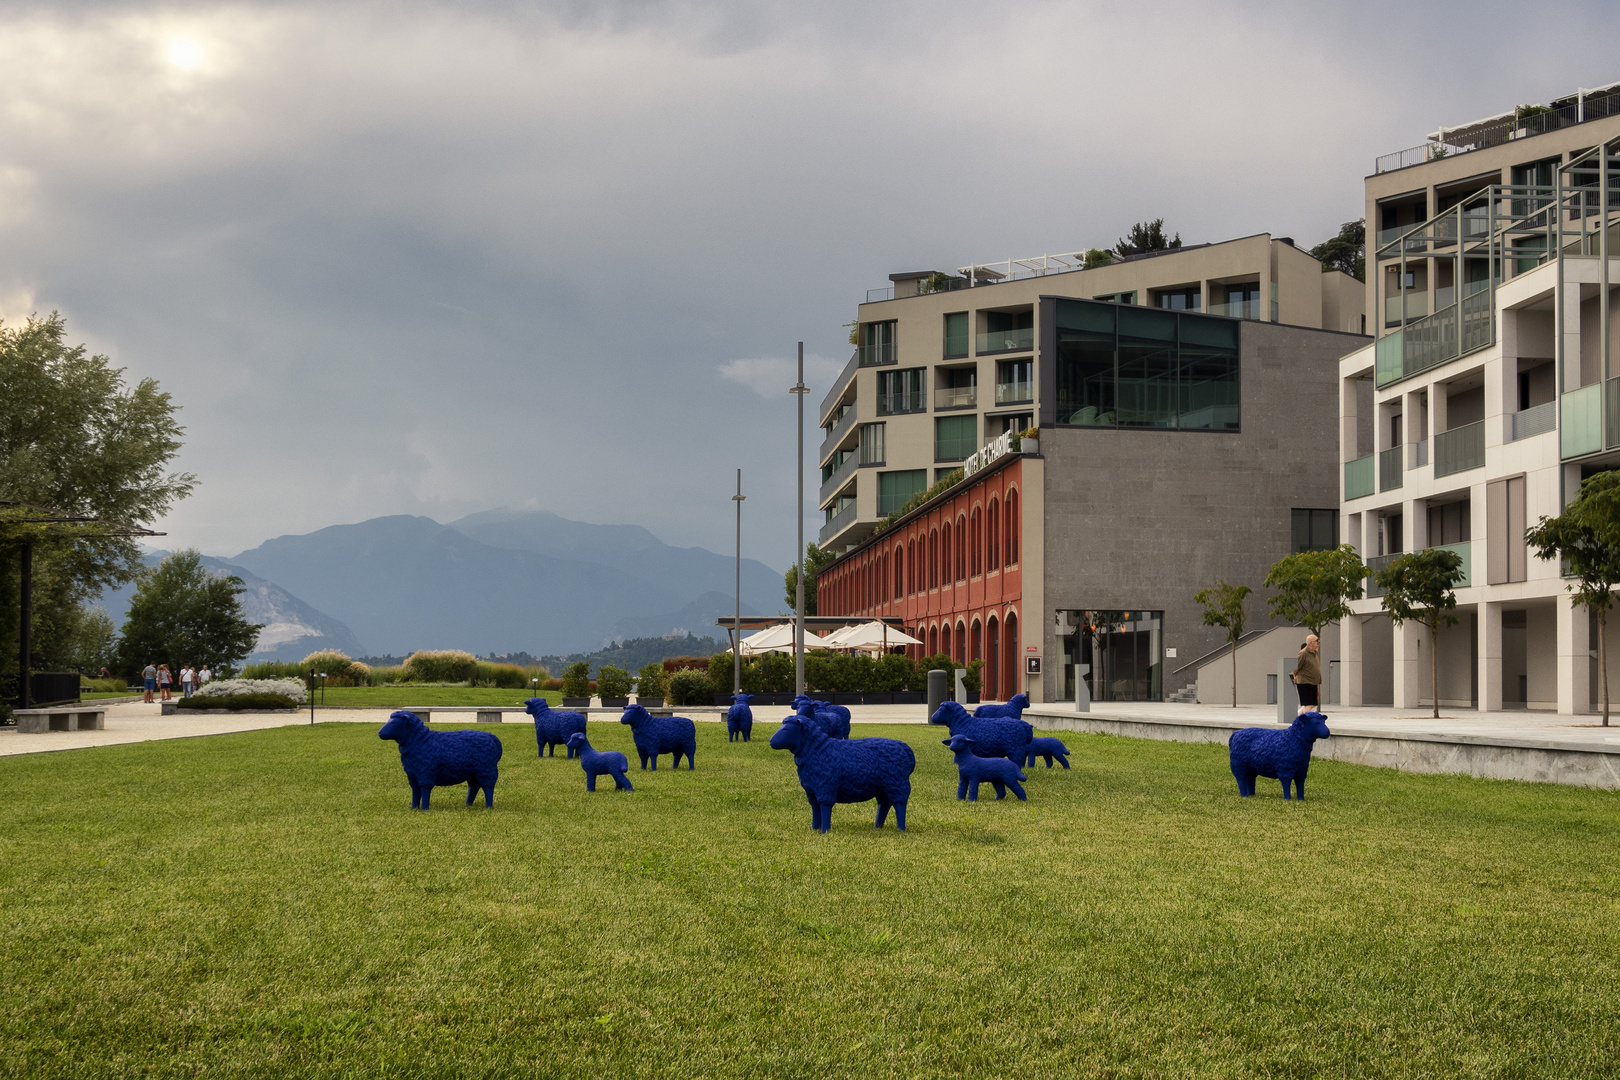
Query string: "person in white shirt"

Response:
xmin=198 ymin=665 xmax=212 ymax=684
xmin=181 ymin=665 xmax=196 ymax=697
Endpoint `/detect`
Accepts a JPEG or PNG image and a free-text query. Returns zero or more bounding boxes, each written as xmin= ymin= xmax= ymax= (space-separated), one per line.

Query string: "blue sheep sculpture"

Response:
xmin=791 ymin=694 xmax=852 ymax=739
xmin=930 ymin=700 xmax=1033 ymax=761
xmin=945 ymin=734 xmax=1028 ymax=801
xmin=378 ymin=709 xmax=502 ymax=810
xmin=726 ymin=693 xmax=755 ymax=742
xmin=619 ymin=703 xmax=696 ymax=770
xmin=1229 ymin=711 xmax=1332 ymax=800
xmin=769 ymin=715 xmax=915 ymax=833
xmin=566 ymin=731 xmax=633 ymax=792
xmin=525 ymin=697 xmax=588 ymax=758
xmin=973 ymin=692 xmax=1031 ymax=720
xmin=1023 ymin=736 xmax=1071 ymax=770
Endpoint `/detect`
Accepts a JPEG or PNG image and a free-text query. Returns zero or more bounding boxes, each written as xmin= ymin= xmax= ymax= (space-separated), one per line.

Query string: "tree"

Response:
xmin=1526 ymin=471 xmax=1620 ymax=727
xmin=114 ymin=550 xmax=261 ymax=678
xmin=1194 ymin=580 xmax=1252 ymax=708
xmin=784 ymin=541 xmax=837 ymax=615
xmin=1374 ymin=548 xmax=1464 ymax=719
xmin=1081 ymin=248 xmax=1114 ymax=269
xmin=1264 ymin=545 xmax=1368 ymax=635
xmin=1311 ymin=220 xmax=1366 ymax=281
xmin=1113 ymin=219 xmax=1181 ymax=259
xmin=1 ymin=313 xmax=195 ymax=698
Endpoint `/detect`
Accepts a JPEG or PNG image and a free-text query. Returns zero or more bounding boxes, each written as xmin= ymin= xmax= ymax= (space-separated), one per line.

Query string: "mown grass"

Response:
xmin=1 ymin=722 xmax=1617 ymax=1078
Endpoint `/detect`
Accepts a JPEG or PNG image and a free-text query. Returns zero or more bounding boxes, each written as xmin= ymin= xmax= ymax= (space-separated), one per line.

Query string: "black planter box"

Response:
xmin=863 ymin=692 xmax=894 ymax=705
xmin=28 ymin=672 xmax=80 ymax=708
xmin=600 ymin=697 xmax=629 ymax=708
xmin=830 ymin=692 xmax=862 ymax=706
xmin=893 ymin=691 xmax=925 ymax=705
xmin=966 ymin=690 xmax=981 ymax=704
xmin=636 ymin=697 xmax=664 ymax=708
xmin=713 ymin=692 xmax=735 ymax=706
xmin=560 ymin=697 xmax=590 ymax=708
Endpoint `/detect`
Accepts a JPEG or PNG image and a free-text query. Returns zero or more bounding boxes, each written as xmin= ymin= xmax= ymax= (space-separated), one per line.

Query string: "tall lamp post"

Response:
xmin=789 ymin=343 xmax=808 ymax=697
xmin=732 ymin=469 xmax=745 ymax=695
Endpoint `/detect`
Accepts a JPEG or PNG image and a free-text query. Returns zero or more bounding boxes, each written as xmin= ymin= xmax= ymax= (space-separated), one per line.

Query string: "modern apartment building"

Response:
xmin=819 ymin=234 xmax=1366 ymax=552
xmin=1340 ymin=81 xmax=1620 ymax=711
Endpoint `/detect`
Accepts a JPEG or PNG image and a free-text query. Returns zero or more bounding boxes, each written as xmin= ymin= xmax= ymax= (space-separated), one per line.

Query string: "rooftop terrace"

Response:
xmin=1375 ymin=81 xmax=1620 ymax=175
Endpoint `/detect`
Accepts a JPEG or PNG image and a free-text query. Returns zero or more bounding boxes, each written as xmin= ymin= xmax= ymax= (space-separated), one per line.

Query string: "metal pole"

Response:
xmin=791 ymin=343 xmax=808 ymax=696
xmin=732 ymin=469 xmax=745 ymax=694
xmin=18 ymin=541 xmax=31 ymax=710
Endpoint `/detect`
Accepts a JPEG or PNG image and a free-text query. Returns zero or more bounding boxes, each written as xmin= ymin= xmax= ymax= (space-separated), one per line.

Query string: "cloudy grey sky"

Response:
xmin=3 ymin=0 xmax=1617 ymax=571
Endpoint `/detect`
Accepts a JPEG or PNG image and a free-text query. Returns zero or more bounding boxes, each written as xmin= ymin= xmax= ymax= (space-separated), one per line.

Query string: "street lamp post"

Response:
xmin=732 ymin=469 xmax=745 ymax=695
xmin=789 ymin=343 xmax=808 ymax=697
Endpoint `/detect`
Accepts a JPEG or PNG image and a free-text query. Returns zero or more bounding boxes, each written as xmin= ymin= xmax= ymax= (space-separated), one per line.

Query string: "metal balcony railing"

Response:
xmin=859 ymin=341 xmax=896 ymax=367
xmin=819 ymin=351 xmax=858 ymax=425
xmin=818 ymin=453 xmax=858 ymax=508
xmin=819 ymin=405 xmax=857 ymax=465
xmin=1345 ymin=455 xmax=1375 ymax=500
xmin=818 ymin=500 xmax=858 ymax=546
xmin=1508 ymin=400 xmax=1556 ymax=442
xmin=1434 ymin=420 xmax=1485 ymax=477
xmin=1379 ymin=446 xmax=1403 ymax=491
xmin=1365 ymin=544 xmax=1472 ymax=596
xmin=976 ymin=327 xmax=1033 ymax=354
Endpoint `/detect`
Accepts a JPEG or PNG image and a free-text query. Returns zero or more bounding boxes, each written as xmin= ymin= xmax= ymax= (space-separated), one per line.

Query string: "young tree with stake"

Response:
xmin=1374 ymin=548 xmax=1464 ymax=720
xmin=1194 ymin=580 xmax=1251 ymax=707
xmin=1263 ymin=545 xmax=1368 ymax=635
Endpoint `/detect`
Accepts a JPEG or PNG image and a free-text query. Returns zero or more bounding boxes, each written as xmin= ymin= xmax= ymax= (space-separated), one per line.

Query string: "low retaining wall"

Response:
xmin=1023 ymin=708 xmax=1620 ymax=790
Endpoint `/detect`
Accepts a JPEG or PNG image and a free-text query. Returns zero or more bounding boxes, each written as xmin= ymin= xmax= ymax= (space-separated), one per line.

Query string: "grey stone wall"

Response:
xmin=1039 ymin=319 xmax=1365 ymax=700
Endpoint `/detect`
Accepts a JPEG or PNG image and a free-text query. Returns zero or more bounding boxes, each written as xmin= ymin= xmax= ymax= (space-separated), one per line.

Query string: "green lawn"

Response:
xmin=2 ymin=723 xmax=1617 ymax=1078
xmin=311 ymin=685 xmax=562 ymax=708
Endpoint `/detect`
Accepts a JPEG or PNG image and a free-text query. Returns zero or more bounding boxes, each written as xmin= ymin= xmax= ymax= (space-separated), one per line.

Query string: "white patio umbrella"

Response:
xmin=827 ymin=621 xmax=923 ymax=654
xmin=738 ymin=622 xmax=827 ymax=656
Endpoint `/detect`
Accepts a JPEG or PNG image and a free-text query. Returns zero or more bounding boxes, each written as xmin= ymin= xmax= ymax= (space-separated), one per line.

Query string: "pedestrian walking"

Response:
xmin=1293 ymin=633 xmax=1323 ymax=715
xmin=181 ymin=665 xmax=196 ymax=698
xmin=142 ymin=662 xmax=157 ymax=703
xmin=158 ymin=664 xmax=173 ymax=702
xmin=199 ymin=664 xmax=212 ymax=685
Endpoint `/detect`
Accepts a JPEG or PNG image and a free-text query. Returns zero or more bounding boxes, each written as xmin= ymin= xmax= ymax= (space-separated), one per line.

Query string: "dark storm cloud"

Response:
xmin=2 ymin=0 xmax=1617 ymax=568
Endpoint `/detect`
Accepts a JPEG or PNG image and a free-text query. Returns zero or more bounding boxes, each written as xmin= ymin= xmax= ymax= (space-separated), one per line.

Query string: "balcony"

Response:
xmin=1207 ymin=298 xmax=1261 ymax=320
xmin=1364 ymin=552 xmax=1398 ymax=599
xmin=876 ymin=390 xmax=926 ymax=416
xmin=859 ymin=341 xmax=896 ymax=367
xmin=1384 ymin=292 xmax=1428 ymax=325
xmin=1508 ymin=400 xmax=1556 ymax=442
xmin=818 ymin=499 xmax=858 ymax=547
xmin=936 ymin=386 xmax=976 ymax=409
xmin=1375 ymin=288 xmax=1494 ymax=388
xmin=820 ymin=351 xmax=858 ymax=424
xmin=976 ymin=327 xmax=1034 ymax=354
xmin=1409 ymin=439 xmax=1429 ymax=468
xmin=1364 ymin=542 xmax=1473 ymax=598
xmin=1345 ymin=454 xmax=1375 ymax=500
xmin=819 ymin=405 xmax=857 ymax=465
xmin=1379 ymin=446 xmax=1403 ymax=491
xmin=1562 ymin=382 xmax=1603 ymax=458
xmin=1434 ymin=420 xmax=1485 ymax=477
xmin=995 ymin=380 xmax=1033 ymax=405
xmin=818 ymin=453 xmax=858 ymax=507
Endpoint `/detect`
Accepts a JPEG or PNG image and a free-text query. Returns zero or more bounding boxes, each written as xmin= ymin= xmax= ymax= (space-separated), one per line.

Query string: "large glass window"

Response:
xmin=1054 ymin=297 xmax=1239 ymax=431
xmin=877 ymin=368 xmax=926 ymax=415
xmin=944 ymin=312 xmax=969 ymax=358
xmin=859 ymin=422 xmax=885 ymax=465
xmin=878 ymin=469 xmax=927 ymax=515
xmin=1058 ymin=609 xmax=1164 ymax=702
xmin=996 ymin=359 xmax=1032 ymax=404
xmin=860 ymin=321 xmax=896 ymax=366
xmin=1291 ymin=508 xmax=1339 ymax=552
xmin=935 ymin=415 xmax=976 ymax=460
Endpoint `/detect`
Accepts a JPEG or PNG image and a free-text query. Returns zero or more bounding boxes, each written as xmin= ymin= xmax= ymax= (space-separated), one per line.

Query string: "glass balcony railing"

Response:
xmin=936 ymin=386 xmax=976 ymax=409
xmin=1376 ymin=289 xmax=1493 ymax=388
xmin=976 ymin=327 xmax=1034 ymax=354
xmin=1409 ymin=439 xmax=1429 ymax=468
xmin=1345 ymin=454 xmax=1375 ymax=500
xmin=818 ymin=499 xmax=858 ymax=546
xmin=1384 ymin=292 xmax=1429 ymax=324
xmin=1364 ymin=543 xmax=1472 ymax=597
xmin=1434 ymin=420 xmax=1485 ymax=477
xmin=1379 ymin=446 xmax=1403 ymax=491
xmin=1509 ymin=400 xmax=1556 ymax=442
xmin=1364 ymin=553 xmax=1398 ymax=598
xmin=818 ymin=452 xmax=858 ymax=506
xmin=1562 ymin=383 xmax=1603 ymax=458
xmin=1207 ymin=298 xmax=1261 ymax=320
xmin=995 ymin=381 xmax=1033 ymax=405
xmin=818 ymin=405 xmax=857 ymax=464
xmin=859 ymin=341 xmax=896 ymax=367
xmin=876 ymin=390 xmax=926 ymax=416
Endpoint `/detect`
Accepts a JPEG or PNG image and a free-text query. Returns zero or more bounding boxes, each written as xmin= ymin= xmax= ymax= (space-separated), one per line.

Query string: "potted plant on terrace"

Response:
xmin=635 ymin=662 xmax=668 ymax=707
xmin=963 ymin=658 xmax=984 ymax=705
xmin=596 ymin=664 xmax=633 ymax=708
xmin=560 ymin=662 xmax=592 ymax=708
xmin=1017 ymin=426 xmax=1039 ymax=455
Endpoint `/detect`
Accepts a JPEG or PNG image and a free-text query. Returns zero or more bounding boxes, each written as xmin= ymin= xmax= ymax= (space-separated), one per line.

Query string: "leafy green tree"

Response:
xmin=1194 ymin=580 xmax=1252 ymax=707
xmin=784 ymin=541 xmax=838 ymax=615
xmin=1311 ymin=220 xmax=1366 ymax=281
xmin=560 ymin=661 xmax=592 ymax=699
xmin=1374 ymin=548 xmax=1464 ymax=720
xmin=635 ymin=662 xmax=668 ymax=700
xmin=1081 ymin=248 xmax=1114 ymax=269
xmin=114 ymin=550 xmax=261 ymax=678
xmin=1526 ymin=471 xmax=1620 ymax=726
xmin=1264 ymin=545 xmax=1368 ymax=636
xmin=1 ymin=313 xmax=195 ymax=697
xmin=1113 ymin=219 xmax=1181 ymax=258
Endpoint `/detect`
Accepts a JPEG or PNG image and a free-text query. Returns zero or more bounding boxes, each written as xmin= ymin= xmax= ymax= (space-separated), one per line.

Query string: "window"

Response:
xmin=860 ymin=321 xmax=896 ymax=366
xmin=990 ymin=412 xmax=1033 ymax=437
xmin=1094 ymin=291 xmax=1136 ymax=304
xmin=1291 ymin=508 xmax=1339 ymax=552
xmin=1427 ymin=499 xmax=1470 ymax=545
xmin=878 ymin=469 xmax=927 ymax=516
xmin=1054 ymin=298 xmax=1239 ymax=431
xmin=1156 ymin=287 xmax=1200 ymax=311
xmin=929 ymin=528 xmax=939 ymax=589
xmin=987 ymin=499 xmax=1000 ymax=568
xmin=996 ymin=359 xmax=1032 ymax=404
xmin=970 ymin=508 xmax=981 ymax=576
xmin=1006 ymin=489 xmax=1019 ymax=566
xmin=877 ymin=368 xmax=926 ymax=415
xmin=894 ymin=545 xmax=904 ymax=600
xmin=938 ymin=366 xmax=977 ymax=409
xmin=944 ymin=312 xmax=969 ymax=358
xmin=859 ymin=422 xmax=885 ymax=465
xmin=940 ymin=522 xmax=950 ymax=587
xmin=936 ymin=415 xmax=977 ymax=460
xmin=956 ymin=514 xmax=967 ymax=580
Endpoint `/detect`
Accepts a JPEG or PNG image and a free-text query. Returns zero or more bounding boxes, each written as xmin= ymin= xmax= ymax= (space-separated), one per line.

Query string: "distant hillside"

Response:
xmin=537 ymin=633 xmax=727 ymax=678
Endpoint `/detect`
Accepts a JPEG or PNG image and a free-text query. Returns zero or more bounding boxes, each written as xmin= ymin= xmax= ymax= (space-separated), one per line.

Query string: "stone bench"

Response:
xmin=14 ymin=707 xmax=106 ymax=734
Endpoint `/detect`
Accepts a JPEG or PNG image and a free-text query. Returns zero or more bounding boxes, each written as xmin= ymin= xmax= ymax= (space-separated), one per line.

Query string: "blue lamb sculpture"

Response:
xmin=526 ymin=697 xmax=588 ymax=758
xmin=1023 ymin=736 xmax=1071 ymax=770
xmin=930 ymin=700 xmax=1033 ymax=761
xmin=566 ymin=731 xmax=633 ymax=792
xmin=726 ymin=693 xmax=755 ymax=742
xmin=619 ymin=703 xmax=697 ymax=770
xmin=973 ymin=692 xmax=1032 ymax=721
xmin=378 ymin=709 xmax=502 ymax=810
xmin=945 ymin=734 xmax=1028 ymax=801
xmin=769 ymin=715 xmax=914 ymax=833
xmin=791 ymin=694 xmax=852 ymax=739
xmin=1229 ymin=711 xmax=1332 ymax=800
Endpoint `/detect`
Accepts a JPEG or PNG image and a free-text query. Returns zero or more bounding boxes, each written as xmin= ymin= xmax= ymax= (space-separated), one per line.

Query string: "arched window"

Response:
xmin=970 ymin=619 xmax=982 ymax=665
xmin=907 ymin=538 xmax=915 ymax=595
xmin=970 ymin=508 xmax=980 ymax=576
xmin=986 ymin=615 xmax=999 ymax=701
xmin=988 ymin=499 xmax=1000 ymax=570
xmin=956 ymin=515 xmax=967 ymax=580
xmin=930 ymin=623 xmax=939 ymax=657
xmin=956 ymin=620 xmax=967 ymax=664
xmin=1004 ymin=611 xmax=1018 ymax=703
xmin=929 ymin=528 xmax=939 ymax=588
xmin=894 ymin=545 xmax=904 ymax=601
xmin=1006 ymin=489 xmax=1019 ymax=567
xmin=940 ymin=521 xmax=951 ymax=587
xmin=942 ymin=622 xmax=952 ymax=661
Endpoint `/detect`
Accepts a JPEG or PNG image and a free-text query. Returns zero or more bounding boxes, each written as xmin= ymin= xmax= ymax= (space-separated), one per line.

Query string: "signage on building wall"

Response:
xmin=963 ymin=431 xmax=1015 ymax=477
xmin=1025 ymin=656 xmax=1042 ymax=674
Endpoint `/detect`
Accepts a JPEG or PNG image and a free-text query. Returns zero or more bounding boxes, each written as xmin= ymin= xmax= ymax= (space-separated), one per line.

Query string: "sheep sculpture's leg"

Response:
xmin=586 ymin=771 xmax=597 ymax=792
xmin=893 ymin=801 xmax=907 ymax=831
xmin=419 ymin=783 xmax=433 ymax=810
xmin=408 ymin=778 xmax=423 ymax=810
xmin=967 ymin=779 xmax=980 ymax=802
xmin=875 ymin=797 xmax=892 ymax=829
xmin=612 ymin=770 xmax=633 ymax=792
xmin=742 ymin=727 xmax=750 ymax=743
xmin=1007 ymin=778 xmax=1028 ymax=801
xmin=1056 ymin=754 xmax=1070 ymax=770
xmin=802 ymin=787 xmax=819 ymax=830
xmin=466 ymin=782 xmax=478 ymax=806
xmin=817 ymin=803 xmax=834 ymax=834
xmin=990 ymin=780 xmax=1007 ymax=800
xmin=686 ymin=748 xmax=695 ymax=771
xmin=1231 ymin=761 xmax=1257 ymax=797
xmin=957 ymin=775 xmax=969 ymax=800
xmin=638 ymin=749 xmax=650 ymax=770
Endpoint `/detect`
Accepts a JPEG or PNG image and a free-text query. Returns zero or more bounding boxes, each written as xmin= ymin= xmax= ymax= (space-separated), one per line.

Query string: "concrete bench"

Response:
xmin=14 ymin=707 xmax=106 ymax=734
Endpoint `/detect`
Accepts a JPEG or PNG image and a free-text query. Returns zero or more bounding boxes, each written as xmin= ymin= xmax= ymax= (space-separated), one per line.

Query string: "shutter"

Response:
xmin=1507 ymin=476 xmax=1527 ymax=582
xmin=1486 ymin=479 xmax=1508 ymax=585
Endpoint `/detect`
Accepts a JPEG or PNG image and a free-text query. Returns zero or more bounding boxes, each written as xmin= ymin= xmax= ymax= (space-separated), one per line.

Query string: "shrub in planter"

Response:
xmin=757 ymin=652 xmax=794 ymax=693
xmin=662 ymin=656 xmax=710 ymax=673
xmin=194 ymin=678 xmax=308 ymax=704
xmin=668 ymin=669 xmax=715 ymax=707
xmin=178 ymin=692 xmax=298 ymax=711
xmin=597 ymin=664 xmax=633 ymax=704
xmin=962 ymin=659 xmax=984 ymax=692
xmin=636 ymin=663 xmax=668 ymax=701
xmin=560 ymin=662 xmax=592 ymax=700
xmin=402 ymin=650 xmax=478 ymax=683
xmin=707 ymin=652 xmax=734 ymax=693
xmin=872 ymin=653 xmax=916 ymax=692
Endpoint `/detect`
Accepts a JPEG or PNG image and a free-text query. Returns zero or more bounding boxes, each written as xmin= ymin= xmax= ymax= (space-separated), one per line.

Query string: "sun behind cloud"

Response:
xmin=164 ymin=35 xmax=206 ymax=71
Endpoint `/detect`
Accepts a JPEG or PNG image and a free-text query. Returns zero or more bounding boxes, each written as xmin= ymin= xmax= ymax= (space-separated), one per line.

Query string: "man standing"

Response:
xmin=1293 ymin=633 xmax=1322 ymax=714
xmin=180 ymin=665 xmax=196 ymax=698
xmin=199 ymin=664 xmax=211 ymax=685
xmin=142 ymin=662 xmax=158 ymax=703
